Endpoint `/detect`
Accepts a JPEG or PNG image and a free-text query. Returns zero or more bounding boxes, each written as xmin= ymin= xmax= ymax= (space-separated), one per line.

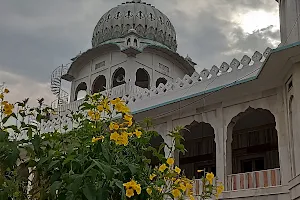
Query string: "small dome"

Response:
xmin=92 ymin=1 xmax=177 ymax=51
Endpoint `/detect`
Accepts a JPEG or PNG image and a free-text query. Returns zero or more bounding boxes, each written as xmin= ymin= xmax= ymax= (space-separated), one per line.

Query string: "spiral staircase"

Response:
xmin=50 ymin=65 xmax=69 ymax=108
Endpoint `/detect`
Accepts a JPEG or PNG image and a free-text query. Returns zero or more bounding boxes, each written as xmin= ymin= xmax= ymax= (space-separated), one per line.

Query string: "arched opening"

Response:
xmin=156 ymin=77 xmax=167 ymax=87
xmin=135 ymin=68 xmax=150 ymax=89
xmin=127 ymin=38 xmax=131 ymax=46
xmin=227 ymin=108 xmax=280 ymax=175
xmin=179 ymin=121 xmax=216 ymax=179
xmin=134 ymin=39 xmax=138 ymax=47
xmin=92 ymin=75 xmax=106 ymax=94
xmin=74 ymin=82 xmax=87 ymax=101
xmin=112 ymin=68 xmax=126 ymax=88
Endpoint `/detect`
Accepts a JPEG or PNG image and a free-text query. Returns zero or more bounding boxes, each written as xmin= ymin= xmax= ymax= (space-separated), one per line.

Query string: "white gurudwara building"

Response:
xmin=45 ymin=0 xmax=300 ymax=199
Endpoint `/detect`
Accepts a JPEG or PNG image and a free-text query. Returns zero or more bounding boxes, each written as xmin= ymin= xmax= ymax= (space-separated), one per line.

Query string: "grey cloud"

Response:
xmin=0 ymin=0 xmax=280 ymax=102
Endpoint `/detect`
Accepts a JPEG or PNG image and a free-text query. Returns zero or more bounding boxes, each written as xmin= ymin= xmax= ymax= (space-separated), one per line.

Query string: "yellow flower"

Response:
xmin=92 ymin=136 xmax=104 ymax=143
xmin=4 ymin=88 xmax=9 ymax=93
xmin=155 ymin=186 xmax=162 ymax=193
xmin=179 ymin=183 xmax=186 ymax=191
xmin=189 ymin=195 xmax=195 ymax=200
xmin=124 ymin=114 xmax=133 ymax=122
xmin=109 ymin=122 xmax=119 ymax=131
xmin=97 ymin=105 xmax=104 ymax=112
xmin=1 ymin=101 xmax=8 ymax=105
xmin=158 ymin=164 xmax=168 ymax=172
xmin=126 ymin=120 xmax=133 ymax=127
xmin=110 ymin=132 xmax=119 ymax=141
xmin=149 ymin=174 xmax=156 ymax=180
xmin=123 ymin=180 xmax=141 ymax=197
xmin=115 ymin=103 xmax=130 ymax=113
xmin=111 ymin=98 xmax=124 ymax=105
xmin=88 ymin=110 xmax=94 ymax=117
xmin=0 ymin=93 xmax=3 ymax=99
xmin=175 ymin=166 xmax=181 ymax=174
xmin=216 ymin=184 xmax=224 ymax=197
xmin=186 ymin=182 xmax=193 ymax=190
xmin=206 ymin=172 xmax=214 ymax=184
xmin=174 ymin=179 xmax=180 ymax=185
xmin=171 ymin=189 xmax=181 ymax=198
xmin=134 ymin=184 xmax=141 ymax=195
xmin=126 ymin=188 xmax=134 ymax=198
xmin=92 ymin=112 xmax=100 ymax=121
xmin=134 ymin=129 xmax=142 ymax=138
xmin=119 ymin=132 xmax=129 ymax=146
xmin=4 ymin=108 xmax=13 ymax=116
xmin=99 ymin=97 xmax=110 ymax=112
xmin=2 ymin=102 xmax=14 ymax=116
xmin=146 ymin=187 xmax=152 ymax=195
xmin=166 ymin=157 xmax=174 ymax=166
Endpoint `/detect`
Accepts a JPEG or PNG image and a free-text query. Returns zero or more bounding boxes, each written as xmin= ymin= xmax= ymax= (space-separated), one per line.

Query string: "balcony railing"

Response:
xmin=227 ymin=168 xmax=281 ymax=191
xmin=55 ymin=84 xmax=148 ymax=113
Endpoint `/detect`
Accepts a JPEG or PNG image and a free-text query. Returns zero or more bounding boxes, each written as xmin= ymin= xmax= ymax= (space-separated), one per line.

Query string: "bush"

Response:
xmin=0 ymin=89 xmax=223 ymax=200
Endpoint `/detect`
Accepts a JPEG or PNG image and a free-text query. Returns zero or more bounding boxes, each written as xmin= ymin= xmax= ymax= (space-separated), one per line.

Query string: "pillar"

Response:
xmin=214 ymin=107 xmax=225 ymax=185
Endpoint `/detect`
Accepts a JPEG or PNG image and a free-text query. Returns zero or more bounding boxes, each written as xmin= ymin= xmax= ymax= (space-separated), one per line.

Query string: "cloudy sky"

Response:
xmin=0 ymin=0 xmax=280 ymax=105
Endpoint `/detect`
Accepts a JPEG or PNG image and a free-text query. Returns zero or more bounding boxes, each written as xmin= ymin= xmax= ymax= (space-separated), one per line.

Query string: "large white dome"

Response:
xmin=91 ymin=0 xmax=177 ymax=51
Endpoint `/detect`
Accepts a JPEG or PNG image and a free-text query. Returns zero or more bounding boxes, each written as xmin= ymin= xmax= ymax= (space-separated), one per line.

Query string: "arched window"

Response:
xmin=112 ymin=67 xmax=126 ymax=88
xmin=135 ymin=68 xmax=150 ymax=89
xmin=226 ymin=108 xmax=280 ymax=176
xmin=127 ymin=38 xmax=131 ymax=46
xmin=156 ymin=77 xmax=167 ymax=87
xmin=180 ymin=121 xmax=216 ymax=179
xmin=74 ymin=82 xmax=87 ymax=101
xmin=134 ymin=39 xmax=138 ymax=47
xmin=92 ymin=75 xmax=106 ymax=94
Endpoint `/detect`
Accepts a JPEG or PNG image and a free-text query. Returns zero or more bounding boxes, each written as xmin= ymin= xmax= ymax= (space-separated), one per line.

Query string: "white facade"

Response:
xmin=47 ymin=0 xmax=300 ymax=199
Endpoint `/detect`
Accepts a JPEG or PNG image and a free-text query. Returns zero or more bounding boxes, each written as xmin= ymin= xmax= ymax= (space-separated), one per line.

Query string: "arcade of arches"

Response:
xmin=176 ymin=108 xmax=280 ymax=180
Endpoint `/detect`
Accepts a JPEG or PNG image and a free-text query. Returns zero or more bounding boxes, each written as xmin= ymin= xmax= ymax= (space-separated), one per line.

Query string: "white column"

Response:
xmin=273 ymin=88 xmax=292 ymax=185
xmin=291 ymin=66 xmax=300 ymax=176
xmin=214 ymin=107 xmax=225 ymax=185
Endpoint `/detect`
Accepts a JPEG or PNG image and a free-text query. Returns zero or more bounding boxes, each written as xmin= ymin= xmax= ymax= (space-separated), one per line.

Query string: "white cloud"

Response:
xmin=0 ymin=68 xmax=55 ymax=105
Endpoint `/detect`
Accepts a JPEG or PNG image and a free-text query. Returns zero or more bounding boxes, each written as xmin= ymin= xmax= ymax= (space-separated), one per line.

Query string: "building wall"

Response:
xmin=279 ymin=0 xmax=300 ymax=45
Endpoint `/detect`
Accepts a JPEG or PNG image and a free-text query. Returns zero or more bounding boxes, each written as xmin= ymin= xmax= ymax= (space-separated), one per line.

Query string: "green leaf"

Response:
xmin=2 ymin=115 xmax=10 ymax=124
xmin=48 ymin=160 xmax=60 ymax=171
xmin=83 ymin=180 xmax=96 ymax=200
xmin=92 ymin=159 xmax=115 ymax=180
xmin=67 ymin=175 xmax=83 ymax=193
xmin=128 ymin=164 xmax=138 ymax=175
xmin=63 ymin=155 xmax=76 ymax=165
xmin=50 ymin=181 xmax=62 ymax=196
xmin=0 ymin=131 xmax=8 ymax=142
xmin=101 ymin=143 xmax=111 ymax=163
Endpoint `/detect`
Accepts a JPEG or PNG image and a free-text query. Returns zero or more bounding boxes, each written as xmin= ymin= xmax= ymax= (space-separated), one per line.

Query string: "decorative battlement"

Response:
xmin=120 ymin=47 xmax=271 ymax=105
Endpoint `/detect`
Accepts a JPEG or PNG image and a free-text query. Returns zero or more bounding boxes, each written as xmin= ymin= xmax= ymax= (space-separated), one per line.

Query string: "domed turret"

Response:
xmin=92 ymin=0 xmax=177 ymax=51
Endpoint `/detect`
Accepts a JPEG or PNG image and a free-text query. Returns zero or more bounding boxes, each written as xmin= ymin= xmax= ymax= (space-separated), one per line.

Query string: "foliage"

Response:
xmin=0 ymin=89 xmax=223 ymax=200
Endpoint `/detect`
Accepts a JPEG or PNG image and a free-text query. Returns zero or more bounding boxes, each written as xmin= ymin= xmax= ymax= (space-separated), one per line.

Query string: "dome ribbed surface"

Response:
xmin=92 ymin=1 xmax=177 ymax=51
